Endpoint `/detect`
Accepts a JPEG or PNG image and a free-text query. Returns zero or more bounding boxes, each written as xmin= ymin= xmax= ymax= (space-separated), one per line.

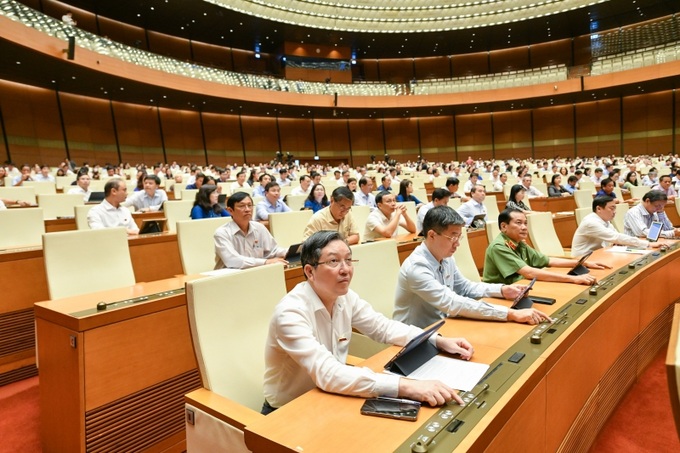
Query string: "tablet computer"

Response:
xmin=469 ymin=213 xmax=487 ymax=229
xmin=88 ymin=191 xmax=105 ymax=203
xmin=284 ymin=242 xmax=303 ymax=263
xmin=511 ymin=277 xmax=536 ymax=309
xmin=384 ymin=320 xmax=445 ymax=376
xmin=647 ymin=221 xmax=663 ymax=242
xmin=567 ymin=251 xmax=592 ymax=276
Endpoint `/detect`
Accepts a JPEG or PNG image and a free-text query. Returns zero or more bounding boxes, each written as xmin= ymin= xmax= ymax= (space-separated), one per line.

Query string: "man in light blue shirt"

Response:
xmin=456 ymin=184 xmax=487 ymax=227
xmin=255 ymin=182 xmax=291 ymax=221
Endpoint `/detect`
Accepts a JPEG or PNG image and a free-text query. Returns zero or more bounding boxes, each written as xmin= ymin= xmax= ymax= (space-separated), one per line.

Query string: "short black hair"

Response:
xmin=104 ymin=178 xmax=123 ymax=196
xmin=600 ymin=178 xmax=614 ymax=188
xmin=359 ymin=177 xmax=371 ymax=187
xmin=264 ymin=182 xmax=280 ymax=192
xmin=422 ymin=206 xmax=464 ymax=236
xmin=445 ymin=177 xmax=459 ymax=188
xmin=642 ymin=190 xmax=668 ymax=203
xmin=498 ymin=208 xmax=524 ymax=228
xmin=592 ymin=195 xmax=615 ymax=212
xmin=375 ymin=190 xmax=392 ymax=204
xmin=300 ymin=231 xmax=346 ymax=278
xmin=331 ymin=186 xmax=354 ymax=203
xmin=226 ymin=191 xmax=252 ymax=209
xmin=144 ymin=174 xmax=161 ymax=185
xmin=431 ymin=188 xmax=451 ymax=201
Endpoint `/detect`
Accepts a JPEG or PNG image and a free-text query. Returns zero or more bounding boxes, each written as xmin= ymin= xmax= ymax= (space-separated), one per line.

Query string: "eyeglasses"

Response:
xmin=314 ymin=259 xmax=359 ymax=268
xmin=436 ymin=232 xmax=463 ymax=243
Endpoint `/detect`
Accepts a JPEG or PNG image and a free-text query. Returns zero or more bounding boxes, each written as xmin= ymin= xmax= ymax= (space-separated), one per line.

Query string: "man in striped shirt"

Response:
xmin=623 ymin=190 xmax=679 ymax=239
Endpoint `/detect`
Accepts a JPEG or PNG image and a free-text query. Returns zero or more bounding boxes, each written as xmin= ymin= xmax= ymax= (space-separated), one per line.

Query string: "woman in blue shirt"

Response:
xmin=304 ymin=184 xmax=329 ymax=213
xmin=190 ymin=185 xmax=230 ymax=219
xmin=396 ymin=179 xmax=424 ymax=209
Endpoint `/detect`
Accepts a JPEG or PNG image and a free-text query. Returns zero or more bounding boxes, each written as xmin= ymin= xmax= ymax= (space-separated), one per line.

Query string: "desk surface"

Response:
xmin=243 ymin=245 xmax=680 ymax=453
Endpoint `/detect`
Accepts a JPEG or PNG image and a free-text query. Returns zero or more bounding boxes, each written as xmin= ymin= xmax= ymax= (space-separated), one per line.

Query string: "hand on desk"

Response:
xmin=570 ymin=274 xmax=598 ymax=285
xmin=508 ymin=308 xmax=551 ymax=325
xmin=585 ymin=261 xmax=612 ymax=270
xmin=398 ymin=378 xmax=464 ymax=407
xmin=435 ymin=336 xmax=474 ymax=360
xmin=500 ymin=284 xmax=526 ymax=300
xmin=266 ymin=257 xmax=289 ymax=266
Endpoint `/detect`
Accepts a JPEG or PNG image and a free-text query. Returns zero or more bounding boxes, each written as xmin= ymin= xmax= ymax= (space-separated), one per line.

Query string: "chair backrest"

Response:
xmin=43 ymin=228 xmax=135 ymax=299
xmin=349 ymin=240 xmax=401 ymax=317
xmin=352 ymin=205 xmax=371 ymax=243
xmin=482 ymin=194 xmax=500 ymax=223
xmin=348 ymin=240 xmax=401 ymax=359
xmin=527 ymin=211 xmax=566 ymax=257
xmin=575 ymin=207 xmax=591 ymax=226
xmin=231 ymin=186 xmax=252 ymax=196
xmin=285 ymin=194 xmax=308 ymax=211
xmin=88 ymin=180 xmax=106 ymax=192
xmin=532 ymin=181 xmax=548 ymax=196
xmin=574 ymin=190 xmax=593 ymax=209
xmin=0 ymin=187 xmax=37 ymax=204
xmin=25 ymin=181 xmax=56 ymax=195
xmin=0 ymin=208 xmax=45 ymax=248
xmin=176 ymin=218 xmax=232 ymax=274
xmin=448 ymin=198 xmax=461 ymax=210
xmin=55 ymin=175 xmax=76 ymax=190
xmin=180 ymin=189 xmax=199 ymax=203
xmin=612 ymin=202 xmax=629 ymax=233
xmin=74 ymin=204 xmax=95 ymax=230
xmin=486 ymin=220 xmax=500 ymax=243
xmin=630 ymin=185 xmax=649 ymax=200
xmin=397 ymin=201 xmax=416 ymax=235
xmin=186 ymin=264 xmax=287 ymax=410
xmin=578 ymin=180 xmax=596 ymax=194
xmin=412 ymin=188 xmax=428 ymax=203
xmin=452 ymin=228 xmax=481 ymax=282
xmin=163 ymin=200 xmax=195 ymax=232
xmin=37 ymin=194 xmax=84 ymax=220
xmin=268 ymin=210 xmax=313 ymax=247
xmin=173 ymin=183 xmax=188 ymax=199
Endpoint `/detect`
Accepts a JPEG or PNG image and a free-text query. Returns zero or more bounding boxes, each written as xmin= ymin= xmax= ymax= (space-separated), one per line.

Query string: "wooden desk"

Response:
xmin=44 ymin=210 xmax=166 ymax=233
xmin=243 ymin=246 xmax=680 ymax=452
xmin=35 ymin=278 xmax=199 ymax=453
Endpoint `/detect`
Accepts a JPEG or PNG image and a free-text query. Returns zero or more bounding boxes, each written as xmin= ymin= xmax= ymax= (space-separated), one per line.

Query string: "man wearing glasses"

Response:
xmin=262 ymin=231 xmax=474 ymax=414
xmin=303 ymin=186 xmax=360 ymax=245
xmin=213 ymin=192 xmax=288 ymax=269
xmin=393 ymin=206 xmax=548 ymax=329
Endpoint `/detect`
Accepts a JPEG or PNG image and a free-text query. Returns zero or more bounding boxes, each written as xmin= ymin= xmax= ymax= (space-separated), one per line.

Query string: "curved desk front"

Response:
xmin=243 ymin=245 xmax=680 ymax=452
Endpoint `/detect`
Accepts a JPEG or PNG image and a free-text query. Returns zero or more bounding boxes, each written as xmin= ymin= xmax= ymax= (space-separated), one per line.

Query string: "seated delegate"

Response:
xmin=190 ymin=185 xmax=230 ymax=219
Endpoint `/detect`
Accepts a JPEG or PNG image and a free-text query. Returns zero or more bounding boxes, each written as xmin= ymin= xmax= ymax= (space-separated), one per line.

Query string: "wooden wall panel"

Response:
xmin=159 ymin=109 xmax=204 ymax=165
xmin=0 ymin=81 xmax=65 ymax=165
xmin=622 ymin=91 xmax=673 ymax=155
xmin=59 ymin=93 xmax=118 ymax=166
xmin=493 ymin=110 xmax=532 ymax=160
xmin=278 ymin=118 xmax=315 ymax=161
xmin=490 ymin=47 xmax=530 ymax=73
xmin=378 ymin=59 xmax=413 ymax=83
xmin=533 ymin=105 xmax=575 ymax=159
xmin=147 ymin=31 xmax=192 ymax=61
xmin=97 ymin=16 xmax=147 ymax=49
xmin=455 ymin=113 xmax=493 ymax=160
xmin=575 ymin=99 xmax=621 ymax=157
xmin=414 ymin=57 xmax=451 ymax=80
xmin=111 ymin=102 xmax=163 ymax=165
xmin=573 ymin=35 xmax=592 ymax=67
xmin=231 ymin=49 xmax=268 ymax=75
xmin=348 ymin=119 xmax=384 ymax=161
xmin=451 ymin=53 xmax=488 ymax=77
xmin=191 ymin=42 xmax=233 ymax=71
xmin=240 ymin=116 xmax=279 ymax=164
xmin=418 ymin=117 xmax=455 ymax=161
xmin=359 ymin=60 xmax=380 ymax=82
xmin=202 ymin=113 xmax=243 ymax=166
xmin=313 ymin=119 xmax=351 ymax=163
xmin=383 ymin=118 xmax=419 ymax=161
xmin=530 ymin=39 xmax=572 ymax=68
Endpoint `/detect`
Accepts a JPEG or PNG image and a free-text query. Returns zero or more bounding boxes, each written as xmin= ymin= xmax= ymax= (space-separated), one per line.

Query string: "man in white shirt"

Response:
xmin=12 ymin=164 xmax=33 ymax=186
xmin=255 ymin=182 xmax=291 ymax=221
xmin=572 ymin=196 xmax=661 ymax=256
xmin=456 ymin=184 xmax=487 ymax=227
xmin=262 ymin=230 xmax=474 ymax=412
xmin=87 ymin=179 xmax=139 ymax=235
xmin=34 ymin=165 xmax=55 ymax=183
xmin=67 ymin=172 xmax=92 ymax=202
xmin=641 ymin=169 xmax=658 ymax=187
xmin=230 ymin=171 xmax=251 ymax=193
xmin=214 ymin=192 xmax=288 ymax=269
xmin=276 ymin=168 xmax=291 ymax=187
xmin=354 ymin=177 xmax=376 ymax=209
xmin=416 ymin=188 xmax=450 ymax=235
xmin=395 ymin=206 xmax=549 ymax=328
xmin=122 ymin=175 xmax=168 ymax=212
xmin=462 ymin=173 xmax=480 ymax=193
xmin=364 ymin=191 xmax=415 ymax=241
xmin=624 ymin=190 xmax=679 ymax=239
xmin=62 ymin=11 xmax=77 ymax=26
xmin=520 ymin=175 xmax=544 ymax=198
xmin=590 ymin=168 xmax=604 ymax=186
xmin=493 ymin=173 xmax=508 ymax=192
xmin=290 ymin=175 xmax=312 ymax=196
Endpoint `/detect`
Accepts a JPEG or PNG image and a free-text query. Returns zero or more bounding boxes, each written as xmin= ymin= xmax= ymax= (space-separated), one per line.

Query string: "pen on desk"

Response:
xmin=377 ymin=396 xmax=422 ymax=406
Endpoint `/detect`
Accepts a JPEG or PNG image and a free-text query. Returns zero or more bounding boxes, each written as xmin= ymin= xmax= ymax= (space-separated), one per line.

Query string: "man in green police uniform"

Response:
xmin=483 ymin=209 xmax=609 ymax=285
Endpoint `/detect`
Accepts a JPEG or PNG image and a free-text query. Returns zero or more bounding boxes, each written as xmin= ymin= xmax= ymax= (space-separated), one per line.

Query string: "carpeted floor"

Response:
xmin=1 ymin=348 xmax=677 ymax=452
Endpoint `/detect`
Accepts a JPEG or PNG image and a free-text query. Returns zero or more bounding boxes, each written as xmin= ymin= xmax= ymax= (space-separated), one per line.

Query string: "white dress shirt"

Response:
xmin=416 ymin=202 xmax=434 ymax=234
xmin=456 ymin=200 xmax=486 ymax=226
xmin=87 ymin=200 xmax=138 ymax=233
xmin=393 ymin=243 xmax=506 ymax=328
xmin=255 ymin=198 xmax=291 ymax=221
xmin=67 ymin=186 xmax=91 ymax=202
xmin=572 ymin=212 xmax=649 ymax=256
xmin=123 ymin=189 xmax=168 ymax=211
xmin=213 ymin=221 xmax=286 ymax=269
xmin=354 ymin=191 xmax=376 ymax=209
xmin=263 ymin=282 xmax=426 ymax=408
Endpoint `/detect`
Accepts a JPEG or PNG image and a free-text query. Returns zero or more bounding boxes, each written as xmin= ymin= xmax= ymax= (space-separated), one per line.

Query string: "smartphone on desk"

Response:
xmin=360 ymin=397 xmax=420 ymax=421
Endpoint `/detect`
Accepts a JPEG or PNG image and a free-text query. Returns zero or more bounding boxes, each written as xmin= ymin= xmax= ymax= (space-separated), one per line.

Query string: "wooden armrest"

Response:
xmin=186 ymin=388 xmax=263 ymax=430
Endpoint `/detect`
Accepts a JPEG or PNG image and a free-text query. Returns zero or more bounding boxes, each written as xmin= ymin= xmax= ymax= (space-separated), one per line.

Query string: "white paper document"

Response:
xmin=606 ymin=245 xmax=650 ymax=255
xmin=406 ymin=356 xmax=490 ymax=391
